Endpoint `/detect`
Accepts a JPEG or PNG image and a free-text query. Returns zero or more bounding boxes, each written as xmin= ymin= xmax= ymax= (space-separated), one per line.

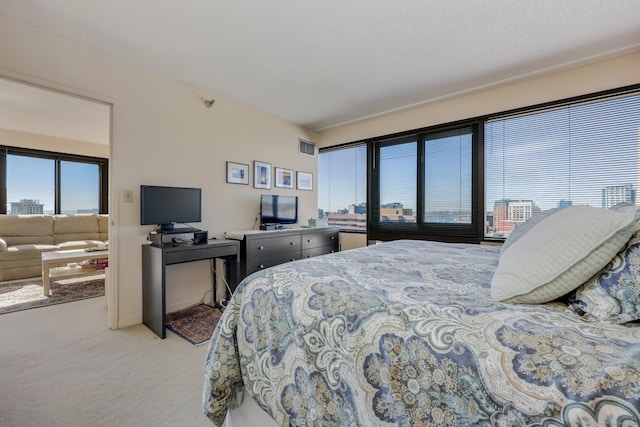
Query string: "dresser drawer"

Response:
xmin=301 ymin=230 xmax=338 ymax=250
xmin=247 ymin=250 xmax=299 ymax=274
xmin=302 ymin=245 xmax=337 ymax=259
xmin=246 ymin=234 xmax=301 ymax=257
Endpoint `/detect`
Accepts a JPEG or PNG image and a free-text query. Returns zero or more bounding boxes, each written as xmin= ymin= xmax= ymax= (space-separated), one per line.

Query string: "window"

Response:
xmin=369 ymin=125 xmax=479 ymax=242
xmin=423 ymin=129 xmax=473 ymax=224
xmin=318 ymin=144 xmax=367 ymax=232
xmin=318 ymin=85 xmax=639 ymax=244
xmin=485 ymin=90 xmax=640 ymax=239
xmin=6 ymin=155 xmax=55 ymax=214
xmin=0 ymin=146 xmax=108 ymax=215
xmin=60 ymin=160 xmax=101 ymax=214
xmin=379 ymin=138 xmax=417 ymax=223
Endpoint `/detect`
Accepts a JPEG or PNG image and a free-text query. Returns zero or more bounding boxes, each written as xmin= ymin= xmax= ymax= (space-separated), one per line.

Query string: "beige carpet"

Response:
xmin=0 ymin=296 xmax=215 ymax=427
xmin=0 ymin=273 xmax=105 ymax=315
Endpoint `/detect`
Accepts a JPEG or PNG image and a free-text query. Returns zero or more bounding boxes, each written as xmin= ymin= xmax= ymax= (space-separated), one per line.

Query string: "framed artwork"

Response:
xmin=226 ymin=161 xmax=249 ymax=185
xmin=274 ymin=167 xmax=294 ymax=189
xmin=253 ymin=161 xmax=272 ymax=189
xmin=297 ymin=171 xmax=313 ymax=190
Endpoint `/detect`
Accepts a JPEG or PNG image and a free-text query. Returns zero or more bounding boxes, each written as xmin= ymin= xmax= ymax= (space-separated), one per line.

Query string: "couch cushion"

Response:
xmin=0 ymin=215 xmax=55 ymax=246
xmin=0 ymin=244 xmax=59 ymax=261
xmin=53 ymin=214 xmax=99 ymax=244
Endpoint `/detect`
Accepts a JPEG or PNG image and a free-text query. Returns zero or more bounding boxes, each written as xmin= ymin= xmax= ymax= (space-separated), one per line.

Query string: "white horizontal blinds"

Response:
xmin=485 ymin=91 xmax=640 ymax=238
xmin=318 ymin=145 xmax=367 ymax=231
xmin=379 ymin=140 xmax=417 ymax=223
xmin=424 ymin=129 xmax=472 ymax=224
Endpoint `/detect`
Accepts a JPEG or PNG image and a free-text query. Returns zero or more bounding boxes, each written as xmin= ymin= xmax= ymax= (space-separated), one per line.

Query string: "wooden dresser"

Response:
xmin=227 ymin=227 xmax=339 ymax=281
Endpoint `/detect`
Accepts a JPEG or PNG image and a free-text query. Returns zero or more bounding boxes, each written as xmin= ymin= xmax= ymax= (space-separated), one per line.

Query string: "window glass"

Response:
xmin=379 ymin=141 xmax=417 ymax=223
xmin=318 ymin=145 xmax=367 ymax=231
xmin=61 ymin=161 xmax=100 ymax=214
xmin=6 ymin=155 xmax=54 ymax=214
xmin=485 ymin=92 xmax=640 ymax=238
xmin=424 ymin=130 xmax=472 ymax=224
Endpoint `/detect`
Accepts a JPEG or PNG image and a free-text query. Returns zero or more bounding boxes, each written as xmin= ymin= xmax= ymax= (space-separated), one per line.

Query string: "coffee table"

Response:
xmin=41 ymin=249 xmax=109 ymax=296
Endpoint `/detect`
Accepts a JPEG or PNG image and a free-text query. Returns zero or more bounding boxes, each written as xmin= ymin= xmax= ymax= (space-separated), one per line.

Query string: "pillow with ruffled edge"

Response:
xmin=490 ymin=205 xmax=639 ymax=304
xmin=568 ymin=235 xmax=640 ymax=323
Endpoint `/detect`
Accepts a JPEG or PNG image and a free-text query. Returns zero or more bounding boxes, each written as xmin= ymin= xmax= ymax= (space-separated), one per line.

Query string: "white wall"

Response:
xmin=317 ymin=52 xmax=640 ymax=147
xmin=0 ymin=128 xmax=109 ymax=158
xmin=0 ymin=16 xmax=318 ymax=327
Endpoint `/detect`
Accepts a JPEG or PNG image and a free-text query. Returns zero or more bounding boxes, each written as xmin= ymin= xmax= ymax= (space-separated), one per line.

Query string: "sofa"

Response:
xmin=0 ymin=214 xmax=108 ymax=281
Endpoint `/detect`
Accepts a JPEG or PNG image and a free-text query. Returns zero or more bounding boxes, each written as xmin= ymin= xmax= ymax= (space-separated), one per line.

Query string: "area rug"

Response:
xmin=0 ymin=274 xmax=105 ymax=315
xmin=165 ymin=303 xmax=224 ymax=345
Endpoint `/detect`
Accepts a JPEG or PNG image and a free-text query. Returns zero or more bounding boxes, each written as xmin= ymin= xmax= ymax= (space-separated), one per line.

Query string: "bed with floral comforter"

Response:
xmin=202 ymin=240 xmax=640 ymax=426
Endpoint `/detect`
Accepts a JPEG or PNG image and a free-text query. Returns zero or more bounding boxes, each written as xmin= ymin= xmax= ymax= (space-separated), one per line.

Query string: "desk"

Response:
xmin=142 ymin=239 xmax=240 ymax=339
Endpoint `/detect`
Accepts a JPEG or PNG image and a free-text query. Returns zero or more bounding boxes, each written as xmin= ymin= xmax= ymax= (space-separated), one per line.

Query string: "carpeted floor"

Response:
xmin=165 ymin=303 xmax=224 ymax=345
xmin=0 ymin=274 xmax=105 ymax=315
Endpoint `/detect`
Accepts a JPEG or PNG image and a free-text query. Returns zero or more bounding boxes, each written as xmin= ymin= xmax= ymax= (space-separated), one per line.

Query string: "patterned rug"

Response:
xmin=165 ymin=303 xmax=224 ymax=345
xmin=0 ymin=274 xmax=105 ymax=315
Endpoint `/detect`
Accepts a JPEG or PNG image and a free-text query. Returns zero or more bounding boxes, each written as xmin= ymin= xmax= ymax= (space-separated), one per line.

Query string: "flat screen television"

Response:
xmin=140 ymin=185 xmax=202 ymax=231
xmin=260 ymin=194 xmax=298 ymax=226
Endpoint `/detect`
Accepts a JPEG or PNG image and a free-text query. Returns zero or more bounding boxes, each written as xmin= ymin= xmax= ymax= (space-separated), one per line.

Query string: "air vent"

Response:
xmin=299 ymin=139 xmax=316 ymax=157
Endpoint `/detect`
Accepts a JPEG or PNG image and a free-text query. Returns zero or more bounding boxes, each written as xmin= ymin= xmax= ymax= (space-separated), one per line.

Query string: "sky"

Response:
xmin=7 ymin=155 xmax=99 ymax=213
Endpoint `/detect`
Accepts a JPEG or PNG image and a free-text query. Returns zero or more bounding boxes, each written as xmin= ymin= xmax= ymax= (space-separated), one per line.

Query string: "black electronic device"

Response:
xmin=193 ymin=231 xmax=208 ymax=244
xmin=140 ymin=185 xmax=202 ymax=232
xmin=260 ymin=194 xmax=298 ymax=227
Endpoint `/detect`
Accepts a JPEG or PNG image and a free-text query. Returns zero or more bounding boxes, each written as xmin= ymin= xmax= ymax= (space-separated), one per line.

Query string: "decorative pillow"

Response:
xmin=490 ymin=205 xmax=638 ymax=304
xmin=568 ymin=236 xmax=640 ymax=323
xmin=500 ymin=207 xmax=564 ymax=256
xmin=0 ymin=238 xmax=6 ymax=251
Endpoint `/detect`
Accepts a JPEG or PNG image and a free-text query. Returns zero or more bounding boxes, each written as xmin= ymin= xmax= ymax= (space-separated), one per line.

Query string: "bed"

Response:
xmin=203 ymin=206 xmax=640 ymax=426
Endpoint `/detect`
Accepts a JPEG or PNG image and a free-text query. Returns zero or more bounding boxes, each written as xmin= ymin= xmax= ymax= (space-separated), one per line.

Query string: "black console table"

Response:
xmin=142 ymin=239 xmax=240 ymax=339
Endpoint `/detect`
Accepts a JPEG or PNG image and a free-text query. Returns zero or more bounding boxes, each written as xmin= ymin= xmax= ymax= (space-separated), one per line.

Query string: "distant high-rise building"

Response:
xmin=602 ymin=184 xmax=635 ymax=208
xmin=558 ymin=199 xmax=573 ymax=208
xmin=10 ymin=199 xmax=44 ymax=215
xmin=492 ymin=199 xmax=539 ymax=237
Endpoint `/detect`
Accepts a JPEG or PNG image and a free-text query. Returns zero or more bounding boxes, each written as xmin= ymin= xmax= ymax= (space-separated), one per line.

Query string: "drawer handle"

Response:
xmin=258 ymin=246 xmax=264 ymax=250
xmin=330 ymin=250 xmax=335 ymax=253
xmin=290 ymin=258 xmax=296 ymax=261
xmin=330 ymin=236 xmax=335 ymax=240
xmin=307 ymin=239 xmax=312 ymax=243
xmin=306 ymin=254 xmax=312 ymax=258
xmin=259 ymin=264 xmax=264 ymax=269
xmin=290 ymin=242 xmax=296 ymax=245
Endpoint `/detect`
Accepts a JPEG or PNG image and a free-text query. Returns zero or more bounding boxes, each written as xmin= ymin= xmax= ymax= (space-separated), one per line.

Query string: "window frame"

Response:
xmin=0 ymin=145 xmax=109 ymax=215
xmin=368 ymin=122 xmax=482 ymax=243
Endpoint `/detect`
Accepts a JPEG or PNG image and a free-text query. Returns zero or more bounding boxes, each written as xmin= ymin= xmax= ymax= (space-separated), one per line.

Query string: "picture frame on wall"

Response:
xmin=297 ymin=171 xmax=313 ymax=190
xmin=274 ymin=167 xmax=294 ymax=189
xmin=226 ymin=161 xmax=249 ymax=185
xmin=254 ymin=161 xmax=272 ymax=189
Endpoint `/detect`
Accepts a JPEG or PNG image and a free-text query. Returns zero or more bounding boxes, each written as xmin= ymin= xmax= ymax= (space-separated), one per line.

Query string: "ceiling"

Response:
xmin=0 ymin=0 xmax=639 ymax=139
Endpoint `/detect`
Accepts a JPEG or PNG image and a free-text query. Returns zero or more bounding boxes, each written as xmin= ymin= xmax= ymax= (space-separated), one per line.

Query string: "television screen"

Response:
xmin=140 ymin=185 xmax=202 ymax=231
xmin=260 ymin=194 xmax=298 ymax=225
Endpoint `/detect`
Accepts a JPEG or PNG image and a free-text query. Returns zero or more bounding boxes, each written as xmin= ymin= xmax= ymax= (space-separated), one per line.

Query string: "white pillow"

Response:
xmin=490 ymin=205 xmax=638 ymax=304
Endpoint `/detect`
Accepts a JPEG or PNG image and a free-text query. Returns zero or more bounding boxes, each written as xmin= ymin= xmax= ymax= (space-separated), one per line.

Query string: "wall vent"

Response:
xmin=299 ymin=139 xmax=316 ymax=157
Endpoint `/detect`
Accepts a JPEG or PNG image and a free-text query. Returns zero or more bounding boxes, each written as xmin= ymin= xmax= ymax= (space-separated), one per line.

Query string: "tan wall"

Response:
xmin=317 ymin=51 xmax=640 ymax=147
xmin=0 ymin=15 xmax=318 ymax=327
xmin=0 ymin=128 xmax=109 ymax=158
xmin=339 ymin=232 xmax=367 ymax=251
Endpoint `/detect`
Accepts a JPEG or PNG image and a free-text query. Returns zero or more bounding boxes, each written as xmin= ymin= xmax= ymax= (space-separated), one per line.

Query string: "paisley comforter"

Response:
xmin=203 ymin=240 xmax=640 ymax=426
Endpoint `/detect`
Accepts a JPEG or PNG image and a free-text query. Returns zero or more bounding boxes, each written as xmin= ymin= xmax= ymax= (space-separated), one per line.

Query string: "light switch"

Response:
xmin=123 ymin=189 xmax=133 ymax=203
